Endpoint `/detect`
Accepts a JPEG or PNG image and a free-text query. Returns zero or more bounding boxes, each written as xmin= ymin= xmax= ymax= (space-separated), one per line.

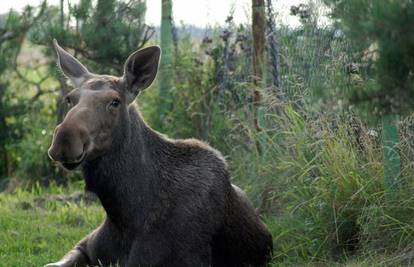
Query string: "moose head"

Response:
xmin=48 ymin=40 xmax=160 ymax=170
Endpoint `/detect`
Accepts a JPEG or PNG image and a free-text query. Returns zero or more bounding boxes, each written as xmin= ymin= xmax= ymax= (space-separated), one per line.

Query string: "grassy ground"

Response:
xmin=0 ymin=182 xmax=104 ymax=267
xmin=0 ymin=181 xmax=397 ymax=267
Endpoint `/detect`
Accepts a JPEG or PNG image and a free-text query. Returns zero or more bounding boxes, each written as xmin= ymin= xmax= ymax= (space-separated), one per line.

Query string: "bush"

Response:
xmin=227 ymin=99 xmax=414 ymax=264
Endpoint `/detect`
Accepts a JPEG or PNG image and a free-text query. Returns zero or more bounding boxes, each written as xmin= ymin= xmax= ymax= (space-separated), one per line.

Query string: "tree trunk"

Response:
xmin=252 ymin=0 xmax=266 ymax=132
xmin=159 ymin=0 xmax=173 ymax=125
xmin=60 ymin=0 xmax=65 ymax=28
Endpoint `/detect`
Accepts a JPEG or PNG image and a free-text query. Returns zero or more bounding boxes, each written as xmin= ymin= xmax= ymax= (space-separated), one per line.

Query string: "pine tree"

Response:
xmin=323 ymin=0 xmax=414 ymax=189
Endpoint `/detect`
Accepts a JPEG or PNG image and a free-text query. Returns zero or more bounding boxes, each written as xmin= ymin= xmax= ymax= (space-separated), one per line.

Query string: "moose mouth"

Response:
xmin=61 ymin=153 xmax=86 ymax=170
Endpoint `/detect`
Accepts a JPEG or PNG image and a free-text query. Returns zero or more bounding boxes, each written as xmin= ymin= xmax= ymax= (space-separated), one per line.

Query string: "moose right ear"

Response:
xmin=121 ymin=46 xmax=161 ymax=103
xmin=53 ymin=39 xmax=90 ymax=87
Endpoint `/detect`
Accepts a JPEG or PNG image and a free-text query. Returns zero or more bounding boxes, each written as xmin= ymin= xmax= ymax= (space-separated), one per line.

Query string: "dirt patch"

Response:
xmin=16 ymin=201 xmax=33 ymax=210
xmin=33 ymin=191 xmax=99 ymax=208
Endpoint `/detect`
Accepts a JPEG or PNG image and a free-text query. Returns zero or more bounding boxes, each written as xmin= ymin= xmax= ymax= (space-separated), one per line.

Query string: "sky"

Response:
xmin=0 ymin=0 xmax=308 ymax=27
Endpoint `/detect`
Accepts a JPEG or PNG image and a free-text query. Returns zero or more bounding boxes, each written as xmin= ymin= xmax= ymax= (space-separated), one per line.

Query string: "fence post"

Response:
xmin=159 ymin=0 xmax=173 ymax=124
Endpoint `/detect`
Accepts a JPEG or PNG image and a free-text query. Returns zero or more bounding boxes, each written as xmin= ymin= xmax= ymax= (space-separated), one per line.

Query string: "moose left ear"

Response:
xmin=53 ymin=39 xmax=90 ymax=87
xmin=121 ymin=46 xmax=161 ymax=102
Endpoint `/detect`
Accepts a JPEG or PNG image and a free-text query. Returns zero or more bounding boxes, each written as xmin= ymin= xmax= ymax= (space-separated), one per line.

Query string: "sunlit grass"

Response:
xmin=0 ymin=183 xmax=104 ymax=267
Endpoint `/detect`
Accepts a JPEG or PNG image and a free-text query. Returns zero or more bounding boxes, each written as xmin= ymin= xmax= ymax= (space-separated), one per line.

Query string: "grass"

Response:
xmin=225 ymin=104 xmax=414 ymax=266
xmin=0 ymin=182 xmax=104 ymax=267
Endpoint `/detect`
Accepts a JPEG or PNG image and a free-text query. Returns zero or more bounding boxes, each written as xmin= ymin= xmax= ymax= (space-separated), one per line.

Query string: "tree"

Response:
xmin=323 ymin=0 xmax=414 ymax=189
xmin=31 ymin=0 xmax=153 ymax=78
xmin=0 ymin=4 xmax=46 ymax=178
xmin=159 ymin=0 xmax=173 ymax=125
xmin=252 ymin=0 xmax=266 ymax=132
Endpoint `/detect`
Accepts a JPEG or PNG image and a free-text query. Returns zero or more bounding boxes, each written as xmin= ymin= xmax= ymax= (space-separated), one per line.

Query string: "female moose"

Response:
xmin=45 ymin=40 xmax=273 ymax=267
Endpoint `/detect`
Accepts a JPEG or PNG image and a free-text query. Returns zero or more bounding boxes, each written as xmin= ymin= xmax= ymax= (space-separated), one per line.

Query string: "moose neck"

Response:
xmin=82 ymin=106 xmax=167 ymax=231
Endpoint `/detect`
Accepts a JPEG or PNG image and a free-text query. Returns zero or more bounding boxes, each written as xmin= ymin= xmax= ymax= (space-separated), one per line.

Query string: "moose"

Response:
xmin=45 ymin=40 xmax=273 ymax=267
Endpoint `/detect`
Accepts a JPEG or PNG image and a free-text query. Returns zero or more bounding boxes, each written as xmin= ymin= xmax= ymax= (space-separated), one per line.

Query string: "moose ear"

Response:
xmin=121 ymin=46 xmax=161 ymax=102
xmin=53 ymin=39 xmax=90 ymax=87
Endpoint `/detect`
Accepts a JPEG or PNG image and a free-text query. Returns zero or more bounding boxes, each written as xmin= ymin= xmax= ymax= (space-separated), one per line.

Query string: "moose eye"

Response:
xmin=109 ymin=99 xmax=121 ymax=108
xmin=65 ymin=97 xmax=72 ymax=108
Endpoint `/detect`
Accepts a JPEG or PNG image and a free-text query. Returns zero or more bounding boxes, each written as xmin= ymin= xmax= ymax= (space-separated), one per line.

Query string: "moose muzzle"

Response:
xmin=48 ymin=121 xmax=89 ymax=170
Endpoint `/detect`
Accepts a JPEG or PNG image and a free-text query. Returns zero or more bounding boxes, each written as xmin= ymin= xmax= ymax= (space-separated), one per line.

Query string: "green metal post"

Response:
xmin=382 ymin=114 xmax=400 ymax=190
xmin=159 ymin=0 xmax=173 ymax=123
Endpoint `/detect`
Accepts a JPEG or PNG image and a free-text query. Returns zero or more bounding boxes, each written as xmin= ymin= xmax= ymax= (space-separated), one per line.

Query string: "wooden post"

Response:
xmin=252 ymin=0 xmax=266 ymax=154
xmin=252 ymin=0 xmax=266 ymax=85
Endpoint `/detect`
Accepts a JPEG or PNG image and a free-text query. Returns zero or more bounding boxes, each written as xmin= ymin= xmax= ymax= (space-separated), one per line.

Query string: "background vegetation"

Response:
xmin=2 ymin=0 xmax=414 ymax=266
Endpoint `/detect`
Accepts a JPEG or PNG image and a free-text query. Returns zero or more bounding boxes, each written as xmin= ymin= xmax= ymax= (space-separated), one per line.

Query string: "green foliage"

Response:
xmin=0 ymin=5 xmax=44 ymax=72
xmin=228 ymin=101 xmax=414 ymax=264
xmin=2 ymin=66 xmax=61 ymax=182
xmin=144 ymin=24 xmax=251 ymax=151
xmin=0 ymin=4 xmax=47 ymax=180
xmin=30 ymin=0 xmax=152 ymax=74
xmin=324 ymin=0 xmax=414 ymax=116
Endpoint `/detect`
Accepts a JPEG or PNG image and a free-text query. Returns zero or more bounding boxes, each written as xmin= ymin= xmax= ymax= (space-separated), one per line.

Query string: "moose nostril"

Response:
xmin=48 ymin=145 xmax=62 ymax=162
xmin=75 ymin=153 xmax=84 ymax=162
xmin=48 ymin=123 xmax=88 ymax=164
xmin=48 ymin=148 xmax=57 ymax=161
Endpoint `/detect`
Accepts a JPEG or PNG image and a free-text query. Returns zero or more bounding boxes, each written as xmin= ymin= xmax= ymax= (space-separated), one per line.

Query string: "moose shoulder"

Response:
xmin=45 ymin=40 xmax=273 ymax=267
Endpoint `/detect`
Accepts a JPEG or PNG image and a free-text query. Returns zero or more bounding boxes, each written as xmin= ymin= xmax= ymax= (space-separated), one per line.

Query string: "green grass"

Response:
xmin=0 ymin=183 xmax=104 ymax=267
xmin=224 ymin=104 xmax=414 ymax=267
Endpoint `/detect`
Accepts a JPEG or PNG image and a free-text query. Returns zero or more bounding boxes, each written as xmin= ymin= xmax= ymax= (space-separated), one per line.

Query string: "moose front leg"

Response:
xmin=43 ymin=248 xmax=89 ymax=267
xmin=44 ymin=234 xmax=91 ymax=267
xmin=44 ymin=219 xmax=123 ymax=267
